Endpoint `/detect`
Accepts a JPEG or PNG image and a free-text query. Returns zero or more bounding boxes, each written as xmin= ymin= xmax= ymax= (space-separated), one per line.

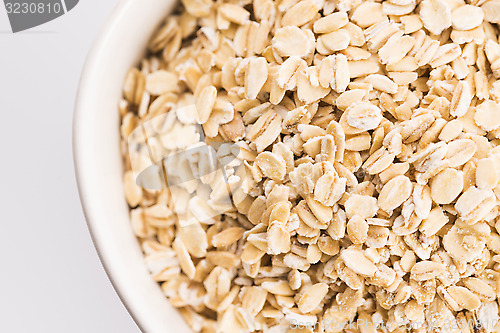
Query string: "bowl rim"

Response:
xmin=73 ymin=0 xmax=146 ymax=331
xmin=72 ymin=1 xmax=182 ymax=332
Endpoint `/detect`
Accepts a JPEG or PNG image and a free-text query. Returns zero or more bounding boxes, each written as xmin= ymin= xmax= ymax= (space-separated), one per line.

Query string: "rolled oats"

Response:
xmin=445 ymin=139 xmax=477 ymax=168
xmin=341 ymin=247 xmax=377 ymax=277
xmin=246 ymin=110 xmax=282 ymax=152
xmin=463 ymin=277 xmax=496 ymax=302
xmin=319 ymin=29 xmax=351 ymax=54
xmin=206 ymin=251 xmax=240 ymax=269
xmin=321 ymin=54 xmax=350 ymax=93
xmin=400 ymin=14 xmax=423 ymax=34
xmin=446 ymin=286 xmax=481 ymax=311
xmin=378 ymin=175 xmax=413 ymax=212
xmin=344 ymin=132 xmax=371 ymax=151
xmin=443 ymin=221 xmax=490 ymax=262
xmin=281 ymin=1 xmax=319 ymax=28
xmin=383 ymin=1 xmax=416 ymax=15
xmin=313 ymin=12 xmax=348 ymax=34
xmin=430 ymin=168 xmax=463 ymax=204
xmin=450 ymin=81 xmax=472 ymax=118
xmin=476 ymin=157 xmax=499 ymax=189
xmin=124 ymin=171 xmax=142 ymax=207
xmin=272 ymin=26 xmax=315 ymax=58
xmin=351 ymin=2 xmax=386 ymax=29
xmin=345 ymin=101 xmax=383 ymax=131
xmin=347 ymin=60 xmax=380 ymax=78
xmin=379 ymin=35 xmax=415 ymax=66
xmin=475 ymin=100 xmax=500 ymax=131
xmin=455 ymin=186 xmax=496 ymax=224
xmin=297 ymin=70 xmax=331 ymax=104
xmin=245 ymin=57 xmax=268 ymax=100
xmin=365 ymin=74 xmax=398 ymax=94
xmin=267 ymin=221 xmax=291 ymax=255
xmin=297 ymin=283 xmax=329 ymax=313
xmin=276 ymin=56 xmax=306 ymax=91
xmin=195 ymin=85 xmax=217 ymax=124
xmin=211 ymin=227 xmax=244 ymax=248
xmin=482 ymin=0 xmax=500 ymax=24
xmin=451 ymin=5 xmax=484 ymax=30
xmin=145 ymin=70 xmax=179 ymax=96
xmin=346 ymin=215 xmax=369 ymax=244
xmin=313 ymin=171 xmax=345 ymax=206
xmin=121 ymin=1 xmax=500 ymax=331
xmin=411 ymin=260 xmax=445 ymax=281
xmin=420 ymin=206 xmax=448 ymax=238
xmin=345 ymin=194 xmax=378 ymax=219
xmin=419 ymin=0 xmax=452 ymax=35
xmin=255 ymin=151 xmax=286 ymax=181
xmin=429 ymin=43 xmax=462 ymax=68
xmin=438 ymin=119 xmax=462 ymax=142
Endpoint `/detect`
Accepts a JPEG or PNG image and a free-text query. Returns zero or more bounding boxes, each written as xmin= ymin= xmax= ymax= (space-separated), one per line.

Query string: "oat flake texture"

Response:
xmin=120 ymin=0 xmax=500 ymax=331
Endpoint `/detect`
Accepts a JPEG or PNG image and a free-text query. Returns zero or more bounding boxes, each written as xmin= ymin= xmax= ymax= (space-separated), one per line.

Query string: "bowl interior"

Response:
xmin=74 ymin=0 xmax=191 ymax=332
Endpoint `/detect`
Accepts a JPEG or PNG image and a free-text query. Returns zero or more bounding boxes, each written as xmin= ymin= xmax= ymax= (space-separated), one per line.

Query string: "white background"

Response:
xmin=0 ymin=1 xmax=140 ymax=332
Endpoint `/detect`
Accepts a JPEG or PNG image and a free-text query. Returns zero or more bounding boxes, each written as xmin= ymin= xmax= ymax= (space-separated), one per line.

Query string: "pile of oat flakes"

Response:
xmin=120 ymin=0 xmax=500 ymax=331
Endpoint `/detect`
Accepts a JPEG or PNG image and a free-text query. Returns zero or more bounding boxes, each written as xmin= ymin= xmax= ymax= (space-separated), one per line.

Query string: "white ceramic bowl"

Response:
xmin=73 ymin=1 xmax=191 ymax=332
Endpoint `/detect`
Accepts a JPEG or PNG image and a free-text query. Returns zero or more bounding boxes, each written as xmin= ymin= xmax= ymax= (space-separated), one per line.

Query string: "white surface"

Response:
xmin=74 ymin=0 xmax=190 ymax=332
xmin=0 ymin=1 xmax=140 ymax=332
